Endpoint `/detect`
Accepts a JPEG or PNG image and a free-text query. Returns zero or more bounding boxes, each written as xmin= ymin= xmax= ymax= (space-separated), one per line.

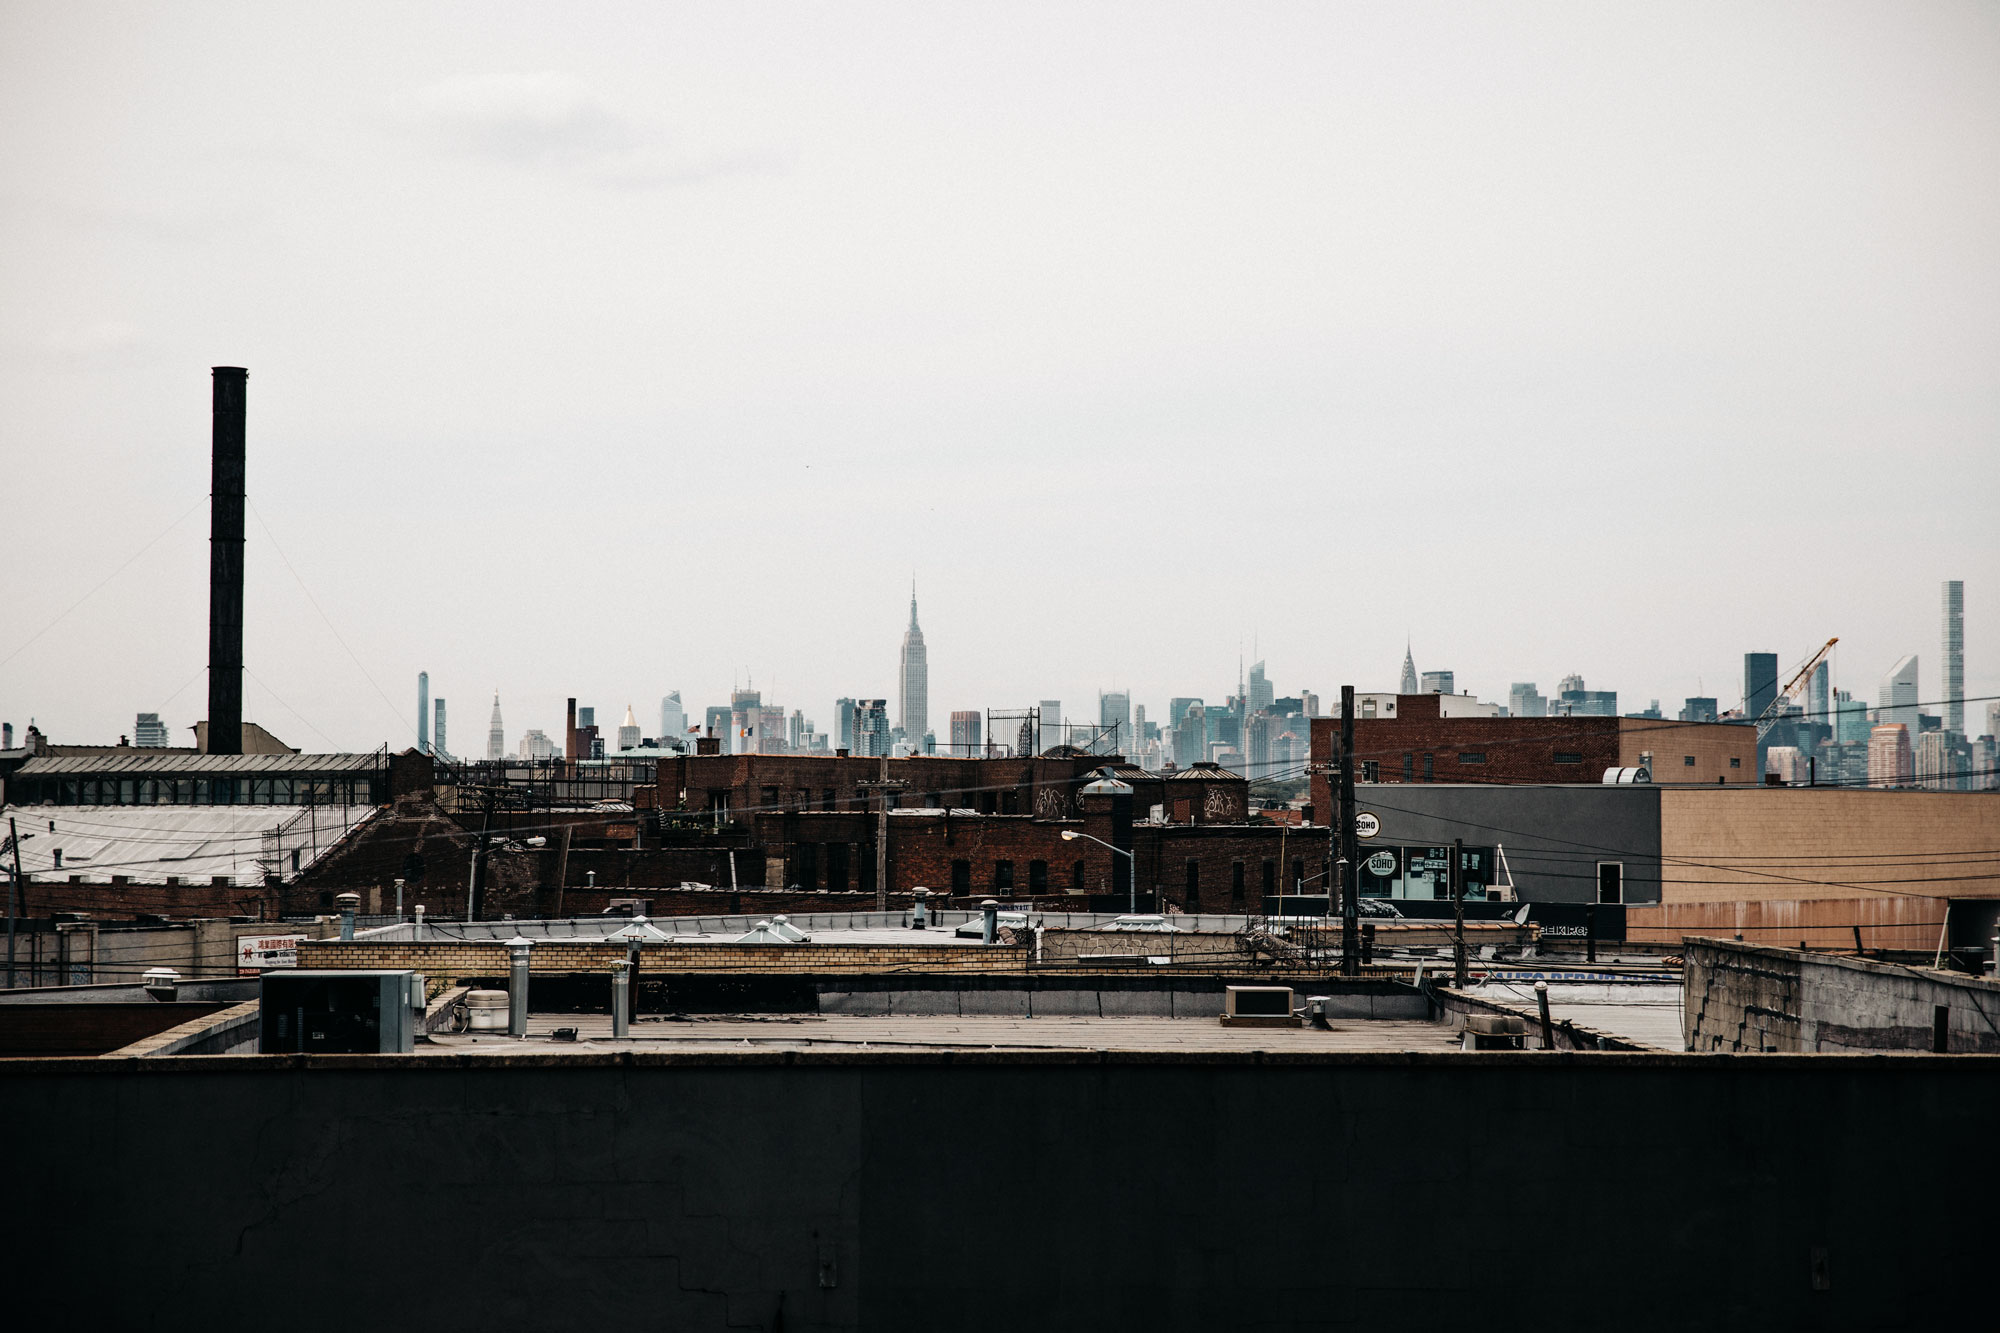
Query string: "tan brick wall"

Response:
xmin=1620 ymin=721 xmax=1754 ymax=786
xmin=296 ymin=938 xmax=1032 ymax=978
xmin=1628 ymin=895 xmax=1949 ymax=952
xmin=1657 ymin=787 xmax=2000 ymax=905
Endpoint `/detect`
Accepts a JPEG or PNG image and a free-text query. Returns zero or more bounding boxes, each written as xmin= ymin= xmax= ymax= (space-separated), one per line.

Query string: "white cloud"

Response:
xmin=399 ymin=70 xmax=785 ymax=188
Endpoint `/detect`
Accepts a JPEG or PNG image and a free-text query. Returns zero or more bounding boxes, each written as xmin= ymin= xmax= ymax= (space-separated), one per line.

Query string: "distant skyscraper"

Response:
xmin=1169 ymin=698 xmax=1201 ymax=729
xmin=617 ymin=704 xmax=640 ymax=752
xmin=1987 ymin=700 xmax=2000 ymax=741
xmin=487 ymin=692 xmax=505 ymax=760
xmin=1099 ymin=691 xmax=1132 ymax=751
xmin=1132 ymin=704 xmax=1148 ymax=745
xmin=1913 ymin=731 xmax=1965 ymax=790
xmin=1171 ymin=704 xmax=1206 ymax=768
xmin=578 ymin=706 xmax=595 ymax=729
xmin=1878 ymin=655 xmax=1919 ymax=735
xmin=1743 ymin=653 xmax=1778 ymax=721
xmin=1398 ymin=646 xmax=1419 ymax=695
xmin=1419 ymin=670 xmax=1455 ymax=695
xmin=1509 ymin=683 xmax=1547 ymax=718
xmin=899 ymin=586 xmax=929 ymax=744
xmin=950 ymin=710 xmax=982 ymax=756
xmin=835 ymin=698 xmax=857 ymax=752
xmin=518 ymin=729 xmax=556 ymax=760
xmin=1942 ymin=580 xmax=1964 ymax=735
xmin=1555 ymin=677 xmax=1616 ymax=716
xmin=134 ymin=713 xmax=170 ymax=747
xmin=1867 ymin=724 xmax=1913 ymax=788
xmin=703 ymin=705 xmax=731 ymax=750
xmin=1678 ymin=697 xmax=1719 ymax=724
xmin=660 ymin=691 xmax=686 ymax=742
xmin=417 ymin=671 xmax=430 ymax=755
xmin=1039 ymin=700 xmax=1061 ymax=749
xmin=433 ymin=698 xmax=447 ymax=759
xmin=1833 ymin=690 xmax=1872 ymax=745
xmin=1248 ymin=661 xmax=1274 ymax=713
xmin=853 ymin=699 xmax=890 ymax=757
xmin=1807 ymin=661 xmax=1830 ymax=728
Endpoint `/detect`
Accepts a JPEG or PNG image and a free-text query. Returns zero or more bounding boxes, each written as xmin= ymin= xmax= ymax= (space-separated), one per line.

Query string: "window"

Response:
xmin=796 ymin=843 xmax=819 ymax=888
xmin=1291 ymin=858 xmax=1305 ymax=893
xmin=1457 ymin=752 xmax=1486 ymax=765
xmin=951 ymin=859 xmax=971 ymax=895
xmin=827 ymin=843 xmax=850 ymax=891
xmin=1029 ymin=860 xmax=1048 ymax=893
xmin=1231 ymin=861 xmax=1245 ymax=905
xmin=1185 ymin=859 xmax=1200 ymax=906
xmin=994 ymin=860 xmax=1014 ymax=891
xmin=1422 ymin=753 xmax=1434 ymax=782
xmin=1071 ymin=860 xmax=1085 ymax=891
xmin=1729 ymin=757 xmax=1741 ymax=769
xmin=760 ymin=786 xmax=779 ymax=810
xmin=822 ymin=788 xmax=836 ymax=810
xmin=1362 ymin=760 xmax=1380 ymax=781
xmin=1262 ymin=860 xmax=1276 ymax=895
xmin=1683 ymin=755 xmax=1696 ymax=767
xmin=1402 ymin=754 xmax=1414 ymax=782
xmin=1596 ymin=862 xmax=1623 ymax=904
xmin=1554 ymin=751 xmax=1583 ymax=765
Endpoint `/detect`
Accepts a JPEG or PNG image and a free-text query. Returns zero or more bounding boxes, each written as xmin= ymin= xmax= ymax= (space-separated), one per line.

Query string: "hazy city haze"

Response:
xmin=3 ymin=1 xmax=1996 ymax=749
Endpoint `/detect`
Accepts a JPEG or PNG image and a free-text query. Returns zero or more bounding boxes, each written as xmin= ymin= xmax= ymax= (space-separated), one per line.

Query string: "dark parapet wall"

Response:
xmin=206 ymin=366 xmax=247 ymax=756
xmin=5 ymin=1051 xmax=1993 ymax=1329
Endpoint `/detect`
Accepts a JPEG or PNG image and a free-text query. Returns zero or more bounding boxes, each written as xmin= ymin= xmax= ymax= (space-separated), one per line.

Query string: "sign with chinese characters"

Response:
xmin=237 ymin=934 xmax=305 ymax=975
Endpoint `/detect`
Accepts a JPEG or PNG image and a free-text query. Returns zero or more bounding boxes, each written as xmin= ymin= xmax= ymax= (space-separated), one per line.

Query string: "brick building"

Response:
xmin=1308 ymin=693 xmax=1755 ymax=815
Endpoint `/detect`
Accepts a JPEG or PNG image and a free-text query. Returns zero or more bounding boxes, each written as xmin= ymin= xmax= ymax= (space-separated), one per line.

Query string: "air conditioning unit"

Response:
xmin=1461 ymin=1013 xmax=1527 ymax=1051
xmin=1220 ymin=985 xmax=1300 ymax=1028
xmin=261 ymin=970 xmax=418 ymax=1054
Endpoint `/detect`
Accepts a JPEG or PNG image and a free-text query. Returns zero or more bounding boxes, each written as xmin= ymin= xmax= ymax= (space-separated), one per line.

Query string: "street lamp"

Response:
xmin=1061 ymin=828 xmax=1137 ymax=914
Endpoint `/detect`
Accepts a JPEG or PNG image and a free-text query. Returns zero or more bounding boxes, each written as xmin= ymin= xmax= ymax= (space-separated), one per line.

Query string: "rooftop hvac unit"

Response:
xmin=260 ymin=969 xmax=419 ymax=1054
xmin=1220 ymin=985 xmax=1300 ymax=1028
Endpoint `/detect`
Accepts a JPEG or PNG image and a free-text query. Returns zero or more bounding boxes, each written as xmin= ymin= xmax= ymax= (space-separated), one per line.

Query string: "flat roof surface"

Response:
xmin=0 ymin=804 xmax=377 ymax=883
xmin=1461 ymin=979 xmax=1686 ymax=1049
xmin=428 ymin=1013 xmax=1462 ymax=1055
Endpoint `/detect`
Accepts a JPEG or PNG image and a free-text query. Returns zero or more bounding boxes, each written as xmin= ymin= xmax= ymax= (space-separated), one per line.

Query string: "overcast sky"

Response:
xmin=3 ymin=1 xmax=1997 ymax=753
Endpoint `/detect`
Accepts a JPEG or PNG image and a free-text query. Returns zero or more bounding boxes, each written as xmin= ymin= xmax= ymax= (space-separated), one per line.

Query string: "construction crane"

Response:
xmin=1755 ymin=637 xmax=1838 ymax=740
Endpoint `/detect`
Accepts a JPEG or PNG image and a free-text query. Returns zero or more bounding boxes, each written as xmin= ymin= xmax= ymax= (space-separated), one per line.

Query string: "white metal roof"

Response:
xmin=0 ymin=804 xmax=378 ymax=884
xmin=13 ymin=752 xmax=383 ymax=776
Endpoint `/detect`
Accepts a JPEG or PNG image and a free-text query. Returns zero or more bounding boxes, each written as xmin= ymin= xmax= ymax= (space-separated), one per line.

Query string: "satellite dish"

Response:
xmin=1514 ymin=903 xmax=1532 ymax=926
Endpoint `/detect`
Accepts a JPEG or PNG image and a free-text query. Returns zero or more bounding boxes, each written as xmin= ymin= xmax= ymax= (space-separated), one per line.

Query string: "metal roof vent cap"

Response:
xmin=1080 ymin=768 xmax=1133 ymax=796
xmin=142 ymin=967 xmax=180 ymax=1001
xmin=768 ymin=915 xmax=811 ymax=943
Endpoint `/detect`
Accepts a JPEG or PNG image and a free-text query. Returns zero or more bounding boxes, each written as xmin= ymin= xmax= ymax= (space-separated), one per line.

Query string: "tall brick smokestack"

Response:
xmin=207 ymin=367 xmax=247 ymax=756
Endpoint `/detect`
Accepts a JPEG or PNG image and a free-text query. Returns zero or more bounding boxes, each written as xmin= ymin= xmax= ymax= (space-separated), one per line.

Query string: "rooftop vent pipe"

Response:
xmin=207 ymin=367 xmax=247 ymax=755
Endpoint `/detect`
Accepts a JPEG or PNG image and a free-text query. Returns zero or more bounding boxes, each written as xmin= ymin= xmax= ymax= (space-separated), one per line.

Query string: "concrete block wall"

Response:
xmin=8 ymin=1053 xmax=1994 ymax=1329
xmin=1685 ymin=937 xmax=2000 ymax=1052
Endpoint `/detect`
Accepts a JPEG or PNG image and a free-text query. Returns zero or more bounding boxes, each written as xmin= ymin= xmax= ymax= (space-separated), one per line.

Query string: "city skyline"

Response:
xmin=4 ymin=6 xmax=1998 ymax=750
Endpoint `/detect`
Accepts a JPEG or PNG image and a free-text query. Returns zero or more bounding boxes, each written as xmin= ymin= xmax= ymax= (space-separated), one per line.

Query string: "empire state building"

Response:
xmin=899 ymin=587 xmax=928 ymax=745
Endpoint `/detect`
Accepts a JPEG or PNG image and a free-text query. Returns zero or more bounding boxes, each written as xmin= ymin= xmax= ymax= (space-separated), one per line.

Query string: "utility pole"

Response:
xmin=464 ymin=794 xmax=494 ymax=921
xmin=857 ymin=752 xmax=907 ymax=911
xmin=1452 ymin=836 xmax=1467 ymax=988
xmin=6 ymin=817 xmax=24 ymax=990
xmin=1338 ymin=685 xmax=1358 ymax=976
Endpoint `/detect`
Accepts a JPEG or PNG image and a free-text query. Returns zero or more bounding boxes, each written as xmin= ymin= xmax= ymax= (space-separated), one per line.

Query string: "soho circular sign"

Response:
xmin=1365 ymin=851 xmax=1398 ymax=877
xmin=1354 ymin=811 xmax=1381 ymax=839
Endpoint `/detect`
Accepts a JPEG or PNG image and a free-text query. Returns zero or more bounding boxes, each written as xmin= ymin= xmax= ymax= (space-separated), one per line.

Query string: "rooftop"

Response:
xmin=428 ymin=1012 xmax=1460 ymax=1056
xmin=0 ymin=803 xmax=376 ymax=883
